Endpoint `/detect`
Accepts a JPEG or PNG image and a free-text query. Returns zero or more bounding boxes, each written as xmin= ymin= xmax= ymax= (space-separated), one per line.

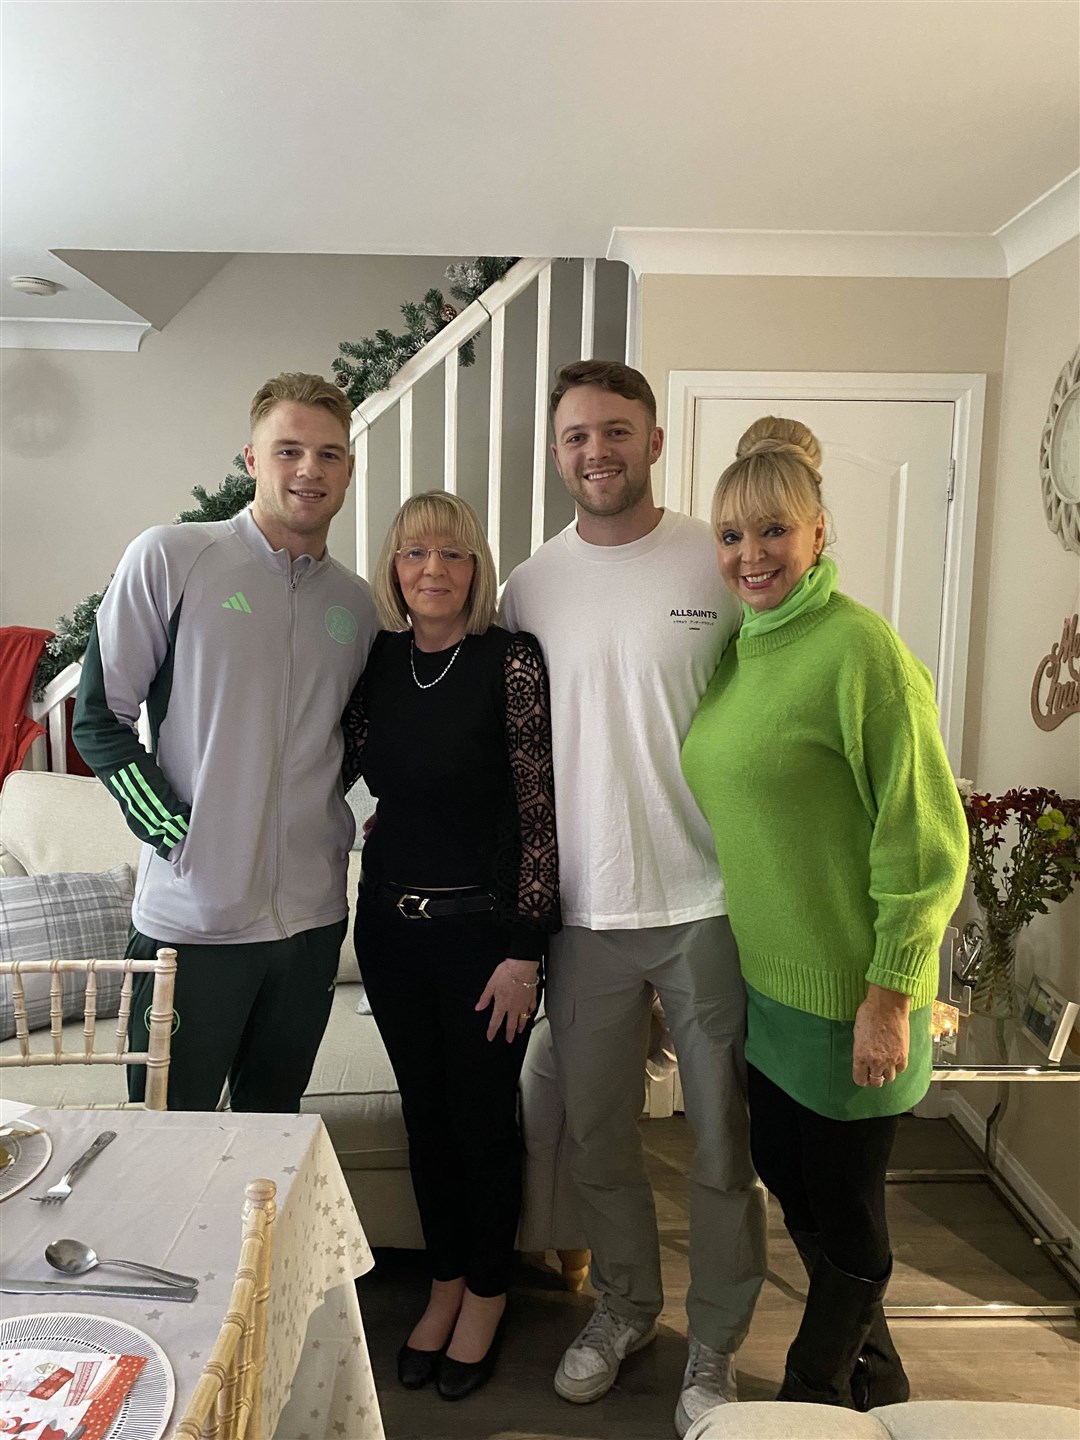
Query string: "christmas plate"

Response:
xmin=0 ymin=1312 xmax=174 ymax=1440
xmin=0 ymin=1126 xmax=52 ymax=1202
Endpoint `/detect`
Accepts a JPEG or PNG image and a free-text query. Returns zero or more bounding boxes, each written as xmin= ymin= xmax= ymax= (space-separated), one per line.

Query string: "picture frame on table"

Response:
xmin=1019 ymin=974 xmax=1080 ymax=1063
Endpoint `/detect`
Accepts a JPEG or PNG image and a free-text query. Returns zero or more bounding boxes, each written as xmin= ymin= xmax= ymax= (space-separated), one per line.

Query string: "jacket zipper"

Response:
xmin=269 ymin=566 xmax=301 ymax=938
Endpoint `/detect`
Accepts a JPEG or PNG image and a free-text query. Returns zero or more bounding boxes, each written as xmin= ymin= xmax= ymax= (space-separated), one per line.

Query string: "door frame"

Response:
xmin=663 ymin=370 xmax=986 ymax=770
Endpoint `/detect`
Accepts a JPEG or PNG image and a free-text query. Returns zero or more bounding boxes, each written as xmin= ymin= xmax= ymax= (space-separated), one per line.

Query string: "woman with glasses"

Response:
xmin=342 ymin=491 xmax=560 ymax=1401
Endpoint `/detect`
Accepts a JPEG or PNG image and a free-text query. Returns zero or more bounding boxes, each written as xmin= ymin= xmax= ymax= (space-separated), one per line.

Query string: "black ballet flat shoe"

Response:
xmin=397 ymin=1342 xmax=443 ymax=1389
xmin=436 ymin=1325 xmax=504 ymax=1401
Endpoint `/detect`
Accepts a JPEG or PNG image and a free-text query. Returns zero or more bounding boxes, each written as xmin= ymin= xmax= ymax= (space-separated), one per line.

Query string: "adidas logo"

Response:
xmin=222 ymin=592 xmax=252 ymax=612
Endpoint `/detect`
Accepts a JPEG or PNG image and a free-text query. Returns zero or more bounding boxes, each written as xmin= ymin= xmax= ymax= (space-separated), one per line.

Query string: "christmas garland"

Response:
xmin=332 ymin=257 xmax=517 ymax=407
xmin=32 ymin=257 xmax=519 ymax=698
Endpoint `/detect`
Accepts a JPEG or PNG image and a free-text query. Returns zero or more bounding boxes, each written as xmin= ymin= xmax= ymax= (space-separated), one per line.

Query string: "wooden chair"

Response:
xmin=0 ymin=949 xmax=176 ymax=1110
xmin=176 ymin=1179 xmax=277 ymax=1440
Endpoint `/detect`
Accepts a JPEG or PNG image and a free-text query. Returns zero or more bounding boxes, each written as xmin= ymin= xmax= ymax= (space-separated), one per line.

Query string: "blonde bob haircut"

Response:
xmin=711 ymin=416 xmax=830 ymax=543
xmin=371 ymin=491 xmax=497 ymax=635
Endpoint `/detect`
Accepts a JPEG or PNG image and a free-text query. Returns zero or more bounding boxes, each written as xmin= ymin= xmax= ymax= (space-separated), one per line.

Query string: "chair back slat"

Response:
xmin=11 ymin=970 xmax=29 ymax=1056
xmin=83 ymin=967 xmax=98 ymax=1056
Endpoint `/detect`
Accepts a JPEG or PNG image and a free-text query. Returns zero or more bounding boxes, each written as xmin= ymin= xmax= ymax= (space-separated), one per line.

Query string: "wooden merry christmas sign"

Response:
xmin=1032 ymin=612 xmax=1080 ymax=730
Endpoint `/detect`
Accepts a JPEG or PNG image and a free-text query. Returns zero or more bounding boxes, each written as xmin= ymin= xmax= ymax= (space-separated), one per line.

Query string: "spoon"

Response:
xmin=45 ymin=1238 xmax=199 ymax=1289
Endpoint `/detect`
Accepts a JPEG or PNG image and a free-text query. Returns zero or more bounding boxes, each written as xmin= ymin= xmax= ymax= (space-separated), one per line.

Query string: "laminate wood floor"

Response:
xmin=355 ymin=1116 xmax=1080 ymax=1440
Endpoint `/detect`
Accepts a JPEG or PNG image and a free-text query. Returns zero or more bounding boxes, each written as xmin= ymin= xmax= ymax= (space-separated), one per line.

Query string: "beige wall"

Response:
xmin=1 ymin=253 xmax=460 ymax=629
xmin=972 ymin=239 xmax=1080 ymax=1224
xmin=641 ymin=262 xmax=1079 ymax=1224
xmin=0 ymin=254 xmax=622 ymax=630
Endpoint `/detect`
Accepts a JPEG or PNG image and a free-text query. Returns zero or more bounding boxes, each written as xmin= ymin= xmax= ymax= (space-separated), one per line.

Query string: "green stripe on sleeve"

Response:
xmin=124 ymin=762 xmax=188 ymax=840
xmin=110 ymin=766 xmax=186 ymax=845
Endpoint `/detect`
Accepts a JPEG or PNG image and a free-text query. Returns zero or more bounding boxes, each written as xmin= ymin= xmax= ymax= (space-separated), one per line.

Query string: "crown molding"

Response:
xmin=995 ymin=171 xmax=1080 ymax=278
xmin=607 ymin=227 xmax=1007 ymax=280
xmin=0 ymin=316 xmax=152 ymax=352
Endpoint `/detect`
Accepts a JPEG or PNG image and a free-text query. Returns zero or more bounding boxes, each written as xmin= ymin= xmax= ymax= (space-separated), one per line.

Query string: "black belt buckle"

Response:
xmin=396 ymin=892 xmax=431 ymax=920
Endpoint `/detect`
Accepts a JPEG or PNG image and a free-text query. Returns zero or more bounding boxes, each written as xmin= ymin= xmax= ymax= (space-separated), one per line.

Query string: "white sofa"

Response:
xmin=0 ymin=769 xmax=585 ymax=1258
xmin=685 ymin=1399 xmax=1080 ymax=1440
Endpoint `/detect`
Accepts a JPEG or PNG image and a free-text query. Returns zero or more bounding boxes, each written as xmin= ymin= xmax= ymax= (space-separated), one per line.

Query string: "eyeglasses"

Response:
xmin=395 ymin=547 xmax=473 ymax=565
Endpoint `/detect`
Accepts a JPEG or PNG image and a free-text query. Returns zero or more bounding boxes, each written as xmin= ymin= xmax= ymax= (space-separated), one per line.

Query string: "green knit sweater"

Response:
xmin=681 ymin=589 xmax=967 ymax=1022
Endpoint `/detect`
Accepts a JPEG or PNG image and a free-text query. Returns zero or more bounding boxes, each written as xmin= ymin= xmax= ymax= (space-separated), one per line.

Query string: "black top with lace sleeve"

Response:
xmin=341 ymin=626 xmax=560 ymax=960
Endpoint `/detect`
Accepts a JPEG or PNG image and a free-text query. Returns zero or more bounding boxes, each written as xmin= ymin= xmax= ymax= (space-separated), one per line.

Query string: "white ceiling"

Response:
xmin=2 ymin=1 xmax=1077 ymax=326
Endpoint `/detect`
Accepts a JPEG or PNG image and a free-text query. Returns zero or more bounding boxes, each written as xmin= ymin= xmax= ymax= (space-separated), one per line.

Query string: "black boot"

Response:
xmin=777 ymin=1252 xmax=888 ymax=1405
xmin=785 ymin=1230 xmax=908 ymax=1411
xmin=851 ymin=1305 xmax=910 ymax=1410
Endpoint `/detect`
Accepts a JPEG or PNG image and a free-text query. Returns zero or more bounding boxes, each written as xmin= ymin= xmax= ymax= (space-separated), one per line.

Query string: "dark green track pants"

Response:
xmin=126 ymin=919 xmax=346 ymax=1112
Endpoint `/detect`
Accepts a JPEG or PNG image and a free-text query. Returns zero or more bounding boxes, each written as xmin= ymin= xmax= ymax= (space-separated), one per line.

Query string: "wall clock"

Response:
xmin=1041 ymin=345 xmax=1080 ymax=555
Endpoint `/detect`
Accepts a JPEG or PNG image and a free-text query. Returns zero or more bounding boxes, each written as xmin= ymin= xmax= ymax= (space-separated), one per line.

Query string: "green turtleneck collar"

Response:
xmin=738 ymin=553 xmax=838 ymax=640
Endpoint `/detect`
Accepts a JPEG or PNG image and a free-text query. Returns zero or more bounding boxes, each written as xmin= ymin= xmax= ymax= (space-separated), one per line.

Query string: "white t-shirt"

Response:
xmin=501 ymin=509 xmax=740 ymax=929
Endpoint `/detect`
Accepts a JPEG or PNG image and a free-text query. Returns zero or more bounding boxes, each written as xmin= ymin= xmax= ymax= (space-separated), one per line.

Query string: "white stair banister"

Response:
xmin=347 ymin=256 xmax=629 ymax=579
xmin=443 ymin=353 xmax=459 ymax=495
xmin=353 ymin=428 xmax=369 ymax=578
xmin=580 ymin=258 xmax=596 ymax=362
xmin=486 ymin=305 xmax=506 ymax=577
xmin=530 ymin=263 xmax=553 ymax=555
xmin=398 ymin=388 xmax=413 ymax=504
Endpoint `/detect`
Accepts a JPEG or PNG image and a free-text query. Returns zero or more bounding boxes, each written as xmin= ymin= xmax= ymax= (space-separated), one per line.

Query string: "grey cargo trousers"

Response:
xmin=545 ymin=916 xmax=767 ymax=1352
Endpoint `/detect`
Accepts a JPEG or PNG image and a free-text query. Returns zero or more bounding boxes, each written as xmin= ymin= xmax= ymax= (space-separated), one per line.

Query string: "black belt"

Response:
xmin=371 ymin=878 xmax=496 ymax=921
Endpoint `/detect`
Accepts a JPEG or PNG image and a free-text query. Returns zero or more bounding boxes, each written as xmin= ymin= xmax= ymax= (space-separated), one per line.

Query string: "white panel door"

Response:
xmin=690 ymin=398 xmax=955 ymax=684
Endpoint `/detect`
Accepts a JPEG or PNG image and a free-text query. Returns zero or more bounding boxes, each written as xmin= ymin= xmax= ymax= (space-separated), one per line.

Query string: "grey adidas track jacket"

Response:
xmin=73 ymin=508 xmax=377 ymax=946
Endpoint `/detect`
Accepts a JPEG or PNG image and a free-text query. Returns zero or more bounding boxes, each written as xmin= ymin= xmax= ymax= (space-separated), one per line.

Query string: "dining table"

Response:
xmin=0 ymin=1103 xmax=385 ymax=1440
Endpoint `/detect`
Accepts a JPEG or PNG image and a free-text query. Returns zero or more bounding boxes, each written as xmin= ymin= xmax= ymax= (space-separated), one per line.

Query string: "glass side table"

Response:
xmin=885 ymin=1005 xmax=1080 ymax=1320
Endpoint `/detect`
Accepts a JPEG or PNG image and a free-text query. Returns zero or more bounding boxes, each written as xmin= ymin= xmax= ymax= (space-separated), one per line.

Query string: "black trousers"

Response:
xmin=747 ymin=1063 xmax=896 ymax=1280
xmin=126 ymin=920 xmax=345 ymax=1112
xmin=356 ymin=885 xmax=533 ymax=1297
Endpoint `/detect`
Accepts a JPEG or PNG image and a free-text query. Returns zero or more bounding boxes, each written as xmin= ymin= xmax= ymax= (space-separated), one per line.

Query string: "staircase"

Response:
xmin=348 ymin=256 xmax=636 ymax=580
xmin=28 ymin=257 xmax=636 ymax=771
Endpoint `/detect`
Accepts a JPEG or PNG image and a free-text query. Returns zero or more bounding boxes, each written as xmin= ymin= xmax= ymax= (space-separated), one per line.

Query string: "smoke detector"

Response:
xmin=9 ymin=275 xmax=62 ymax=297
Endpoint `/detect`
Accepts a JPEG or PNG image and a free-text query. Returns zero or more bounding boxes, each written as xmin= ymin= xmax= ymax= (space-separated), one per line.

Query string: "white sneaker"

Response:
xmin=674 ymin=1336 xmax=738 ymax=1437
xmin=554 ymin=1299 xmax=658 ymax=1403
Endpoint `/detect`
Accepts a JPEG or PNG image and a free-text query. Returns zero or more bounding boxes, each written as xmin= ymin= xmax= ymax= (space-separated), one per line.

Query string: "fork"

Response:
xmin=31 ymin=1130 xmax=116 ymax=1203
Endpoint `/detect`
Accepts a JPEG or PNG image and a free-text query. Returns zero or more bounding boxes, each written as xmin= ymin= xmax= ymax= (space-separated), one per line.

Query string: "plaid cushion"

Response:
xmin=0 ymin=866 xmax=134 ymax=1039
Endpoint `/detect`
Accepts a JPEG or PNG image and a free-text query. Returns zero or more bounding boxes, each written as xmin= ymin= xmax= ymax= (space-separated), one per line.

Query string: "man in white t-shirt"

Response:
xmin=501 ymin=361 xmax=767 ymax=1436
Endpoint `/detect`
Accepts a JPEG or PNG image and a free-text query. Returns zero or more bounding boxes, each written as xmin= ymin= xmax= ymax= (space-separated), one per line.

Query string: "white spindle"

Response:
xmin=443 ymin=353 xmax=458 ymax=494
xmin=48 ymin=705 xmax=67 ymax=774
xmin=399 ymin=388 xmax=413 ymax=503
xmin=531 ymin=264 xmax=553 ymax=553
xmin=580 ymin=258 xmax=596 ymax=360
xmin=624 ymin=265 xmax=640 ymax=367
xmin=353 ymin=428 xmax=369 ymax=577
xmin=487 ymin=306 xmax=506 ymax=577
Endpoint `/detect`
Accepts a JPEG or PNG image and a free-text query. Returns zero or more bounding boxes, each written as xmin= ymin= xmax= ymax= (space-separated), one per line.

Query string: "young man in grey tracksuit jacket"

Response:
xmin=73 ymin=373 xmax=377 ymax=1112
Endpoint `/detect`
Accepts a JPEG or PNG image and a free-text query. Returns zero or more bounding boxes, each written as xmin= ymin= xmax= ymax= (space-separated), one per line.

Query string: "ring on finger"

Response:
xmin=869 ymin=1073 xmax=886 ymax=1087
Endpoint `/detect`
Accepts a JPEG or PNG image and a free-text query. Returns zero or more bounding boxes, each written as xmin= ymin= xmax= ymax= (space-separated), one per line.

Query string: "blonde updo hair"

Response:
xmin=711 ymin=416 xmax=829 ymax=542
xmin=371 ymin=490 xmax=497 ymax=634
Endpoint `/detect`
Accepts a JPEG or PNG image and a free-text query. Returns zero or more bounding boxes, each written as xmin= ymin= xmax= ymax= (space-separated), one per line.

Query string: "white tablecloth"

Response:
xmin=0 ymin=1107 xmax=384 ymax=1439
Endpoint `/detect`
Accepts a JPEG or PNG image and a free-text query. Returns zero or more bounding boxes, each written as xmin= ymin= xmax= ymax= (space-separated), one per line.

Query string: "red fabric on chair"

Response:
xmin=0 ymin=626 xmax=53 ymax=783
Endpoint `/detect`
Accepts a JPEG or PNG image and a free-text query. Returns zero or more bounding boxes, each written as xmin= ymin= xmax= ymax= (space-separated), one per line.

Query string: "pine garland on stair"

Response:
xmin=33 ymin=256 xmax=520 ymax=699
xmin=332 ymin=257 xmax=517 ymax=407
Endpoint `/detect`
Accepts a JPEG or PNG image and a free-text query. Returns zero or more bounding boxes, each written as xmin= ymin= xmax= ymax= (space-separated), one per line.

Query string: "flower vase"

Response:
xmin=970 ymin=916 xmax=1020 ymax=1019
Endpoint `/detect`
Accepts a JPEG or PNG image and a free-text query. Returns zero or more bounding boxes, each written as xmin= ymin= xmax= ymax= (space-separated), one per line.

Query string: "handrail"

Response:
xmin=30 ymin=660 xmax=82 ymax=721
xmin=349 ymin=257 xmax=553 ymax=439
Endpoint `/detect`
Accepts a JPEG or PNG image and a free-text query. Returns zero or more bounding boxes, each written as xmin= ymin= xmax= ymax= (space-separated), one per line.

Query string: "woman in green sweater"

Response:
xmin=681 ymin=416 xmax=967 ymax=1410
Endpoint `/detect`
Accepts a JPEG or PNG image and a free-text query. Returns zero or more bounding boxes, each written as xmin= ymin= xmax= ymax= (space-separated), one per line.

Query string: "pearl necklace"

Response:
xmin=410 ymin=637 xmax=464 ymax=690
